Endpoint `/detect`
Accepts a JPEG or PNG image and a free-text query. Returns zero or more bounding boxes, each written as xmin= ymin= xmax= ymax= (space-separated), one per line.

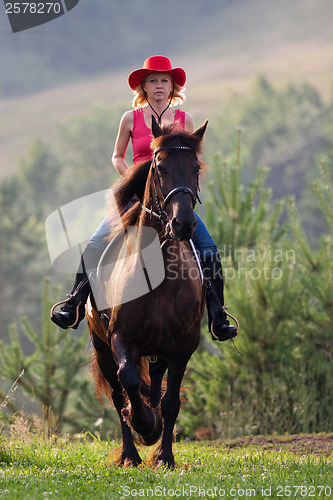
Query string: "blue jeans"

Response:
xmin=192 ymin=212 xmax=218 ymax=258
xmin=89 ymin=211 xmax=218 ymax=258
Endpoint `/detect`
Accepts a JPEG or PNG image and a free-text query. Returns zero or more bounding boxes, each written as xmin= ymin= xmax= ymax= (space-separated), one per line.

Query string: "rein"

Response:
xmin=140 ymin=145 xmax=201 ymax=227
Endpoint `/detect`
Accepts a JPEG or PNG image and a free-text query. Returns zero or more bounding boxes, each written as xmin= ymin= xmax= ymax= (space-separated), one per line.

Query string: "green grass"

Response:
xmin=0 ymin=435 xmax=332 ymax=499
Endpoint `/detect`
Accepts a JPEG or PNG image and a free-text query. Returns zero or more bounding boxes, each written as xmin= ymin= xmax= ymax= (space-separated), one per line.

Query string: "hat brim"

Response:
xmin=128 ymin=68 xmax=186 ymax=90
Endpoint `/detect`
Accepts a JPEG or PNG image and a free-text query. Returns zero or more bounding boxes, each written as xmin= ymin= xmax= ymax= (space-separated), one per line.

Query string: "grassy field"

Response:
xmin=0 ymin=433 xmax=332 ymax=499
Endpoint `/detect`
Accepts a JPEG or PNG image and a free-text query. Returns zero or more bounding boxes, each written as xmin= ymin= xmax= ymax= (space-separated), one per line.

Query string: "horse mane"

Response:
xmin=152 ymin=125 xmax=205 ymax=155
xmin=106 ymin=159 xmax=151 ymax=236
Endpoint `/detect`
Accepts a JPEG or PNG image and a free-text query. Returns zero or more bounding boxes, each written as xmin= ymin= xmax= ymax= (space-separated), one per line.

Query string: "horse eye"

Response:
xmin=156 ymin=163 xmax=166 ymax=174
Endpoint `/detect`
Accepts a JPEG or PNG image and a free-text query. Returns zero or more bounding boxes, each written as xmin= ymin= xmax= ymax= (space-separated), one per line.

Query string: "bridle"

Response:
xmin=140 ymin=145 xmax=201 ymax=226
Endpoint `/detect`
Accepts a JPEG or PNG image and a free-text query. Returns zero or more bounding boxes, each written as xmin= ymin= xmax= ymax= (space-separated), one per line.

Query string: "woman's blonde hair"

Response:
xmin=132 ymin=75 xmax=186 ymax=109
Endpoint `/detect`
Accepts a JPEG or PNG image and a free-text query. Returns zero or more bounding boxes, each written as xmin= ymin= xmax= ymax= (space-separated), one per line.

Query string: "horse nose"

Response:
xmin=171 ymin=216 xmax=196 ymax=241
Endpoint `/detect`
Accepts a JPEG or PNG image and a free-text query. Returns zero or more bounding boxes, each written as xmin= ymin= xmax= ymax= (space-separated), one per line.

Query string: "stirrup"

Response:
xmin=210 ymin=306 xmax=239 ymax=341
xmin=223 ymin=306 xmax=239 ymax=332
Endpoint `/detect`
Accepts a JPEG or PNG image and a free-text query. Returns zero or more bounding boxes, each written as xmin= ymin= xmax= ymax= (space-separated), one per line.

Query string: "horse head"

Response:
xmin=149 ymin=116 xmax=208 ymax=241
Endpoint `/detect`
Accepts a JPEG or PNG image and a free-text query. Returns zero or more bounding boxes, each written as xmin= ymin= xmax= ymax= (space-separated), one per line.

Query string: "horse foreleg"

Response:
xmin=112 ymin=333 xmax=161 ymax=446
xmin=91 ymin=331 xmax=141 ymax=466
xmin=156 ymin=357 xmax=189 ymax=468
xmin=111 ymin=384 xmax=142 ymax=467
xmin=149 ymin=356 xmax=168 ymax=408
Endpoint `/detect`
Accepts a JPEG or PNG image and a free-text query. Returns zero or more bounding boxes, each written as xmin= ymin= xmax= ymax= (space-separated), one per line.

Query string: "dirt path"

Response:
xmin=210 ymin=433 xmax=333 ymax=456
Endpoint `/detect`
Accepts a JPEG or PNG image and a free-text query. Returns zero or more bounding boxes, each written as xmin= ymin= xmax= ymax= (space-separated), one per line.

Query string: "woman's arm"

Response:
xmin=111 ymin=111 xmax=133 ymax=176
xmin=185 ymin=112 xmax=194 ymax=133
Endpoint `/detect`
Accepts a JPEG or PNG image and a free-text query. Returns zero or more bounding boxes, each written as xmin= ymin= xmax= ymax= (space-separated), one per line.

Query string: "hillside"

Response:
xmin=0 ymin=0 xmax=332 ymax=177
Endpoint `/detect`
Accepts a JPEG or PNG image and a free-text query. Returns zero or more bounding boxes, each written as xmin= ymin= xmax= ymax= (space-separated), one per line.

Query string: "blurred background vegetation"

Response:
xmin=0 ymin=0 xmax=332 ymax=438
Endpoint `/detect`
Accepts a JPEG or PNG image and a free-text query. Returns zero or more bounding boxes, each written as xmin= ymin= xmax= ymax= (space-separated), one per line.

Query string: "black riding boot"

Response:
xmin=51 ymin=245 xmax=102 ymax=330
xmin=203 ymin=252 xmax=237 ymax=341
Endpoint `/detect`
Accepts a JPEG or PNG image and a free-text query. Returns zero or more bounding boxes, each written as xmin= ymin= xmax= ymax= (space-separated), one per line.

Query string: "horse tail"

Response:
xmin=87 ymin=313 xmax=116 ymax=406
xmin=91 ymin=352 xmax=113 ymax=404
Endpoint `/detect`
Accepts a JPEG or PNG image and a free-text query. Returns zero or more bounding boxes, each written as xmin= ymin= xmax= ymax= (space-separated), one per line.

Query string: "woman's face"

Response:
xmin=142 ymin=73 xmax=173 ymax=102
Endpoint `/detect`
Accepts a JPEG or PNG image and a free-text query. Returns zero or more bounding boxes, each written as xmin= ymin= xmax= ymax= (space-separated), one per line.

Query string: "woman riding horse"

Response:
xmin=51 ymin=56 xmax=237 ymax=342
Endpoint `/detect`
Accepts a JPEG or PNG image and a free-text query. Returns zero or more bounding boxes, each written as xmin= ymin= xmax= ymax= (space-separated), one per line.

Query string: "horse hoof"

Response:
xmin=121 ymin=450 xmax=142 ymax=468
xmin=156 ymin=451 xmax=175 ymax=469
xmin=157 ymin=459 xmax=175 ymax=469
xmin=138 ymin=411 xmax=163 ymax=446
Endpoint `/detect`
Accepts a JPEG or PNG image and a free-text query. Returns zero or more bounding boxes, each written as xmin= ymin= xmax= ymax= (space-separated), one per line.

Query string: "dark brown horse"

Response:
xmin=86 ymin=117 xmax=208 ymax=468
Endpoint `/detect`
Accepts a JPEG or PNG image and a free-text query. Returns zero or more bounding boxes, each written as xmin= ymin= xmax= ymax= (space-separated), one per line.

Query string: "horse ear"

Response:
xmin=151 ymin=115 xmax=164 ymax=138
xmin=192 ymin=120 xmax=208 ymax=139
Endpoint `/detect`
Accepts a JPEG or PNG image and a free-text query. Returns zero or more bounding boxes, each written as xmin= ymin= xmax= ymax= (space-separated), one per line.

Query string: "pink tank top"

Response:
xmin=131 ymin=108 xmax=186 ymax=164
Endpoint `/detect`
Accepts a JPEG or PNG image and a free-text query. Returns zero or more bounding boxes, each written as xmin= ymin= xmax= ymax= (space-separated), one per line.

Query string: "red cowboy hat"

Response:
xmin=128 ymin=56 xmax=186 ymax=90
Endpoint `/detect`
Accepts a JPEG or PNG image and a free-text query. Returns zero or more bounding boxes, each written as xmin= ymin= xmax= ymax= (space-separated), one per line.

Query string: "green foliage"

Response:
xmin=18 ymin=139 xmax=61 ymax=215
xmin=0 ymin=279 xmax=89 ymax=431
xmin=0 ymin=278 xmax=120 ymax=437
xmin=56 ymin=103 xmax=126 ymax=202
xmin=0 ymin=161 xmax=48 ymax=338
xmin=207 ymin=77 xmax=332 ymax=207
xmin=312 ymin=158 xmax=333 ymax=233
xmin=205 ymin=129 xmax=285 ymax=257
xmin=180 ymin=149 xmax=333 ymax=439
xmin=286 ymin=163 xmax=333 ymax=374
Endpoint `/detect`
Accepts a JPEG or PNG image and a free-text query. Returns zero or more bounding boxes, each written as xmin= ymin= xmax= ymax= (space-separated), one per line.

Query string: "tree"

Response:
xmin=204 ymin=129 xmax=285 ymax=259
xmin=0 ymin=140 xmax=61 ymax=341
xmin=18 ymin=139 xmax=61 ymax=216
xmin=285 ymin=159 xmax=333 ymax=432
